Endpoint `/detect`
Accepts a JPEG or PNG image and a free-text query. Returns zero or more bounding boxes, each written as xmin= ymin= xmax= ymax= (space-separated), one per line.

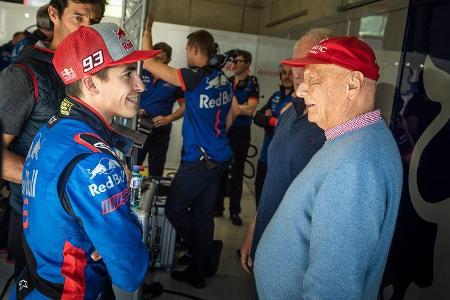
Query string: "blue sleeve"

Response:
xmin=302 ymin=156 xmax=385 ymax=299
xmin=174 ymin=86 xmax=184 ymax=101
xmin=65 ymin=153 xmax=148 ymax=291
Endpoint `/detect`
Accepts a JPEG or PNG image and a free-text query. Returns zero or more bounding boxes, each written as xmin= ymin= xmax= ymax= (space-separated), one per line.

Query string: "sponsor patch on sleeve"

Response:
xmin=101 ymin=189 xmax=129 ymax=215
xmin=74 ymin=133 xmax=118 ymax=158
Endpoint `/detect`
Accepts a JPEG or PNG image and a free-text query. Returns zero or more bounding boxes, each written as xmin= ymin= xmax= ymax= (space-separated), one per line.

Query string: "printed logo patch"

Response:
xmin=199 ymin=91 xmax=231 ymax=109
xmin=113 ymin=26 xmax=134 ymax=52
xmin=25 ymin=133 xmax=44 ymax=165
xmin=82 ymin=50 xmax=104 ymax=72
xmin=23 ymin=198 xmax=29 ymax=229
xmin=22 ymin=169 xmax=38 ymax=197
xmin=310 ymin=45 xmax=328 ymax=54
xmin=87 ymin=158 xmax=126 ymax=197
xmin=48 ymin=115 xmax=59 ymax=127
xmin=101 ymin=189 xmax=129 ymax=215
xmin=61 ymin=68 xmax=76 ymax=81
xmin=18 ymin=279 xmax=28 ymax=291
xmin=121 ymin=40 xmax=134 ymax=51
xmin=205 ymin=74 xmax=228 ymax=90
xmin=114 ymin=27 xmax=127 ymax=40
xmin=60 ymin=98 xmax=74 ymax=116
xmin=87 ymin=158 xmax=121 ymax=180
xmin=74 ymin=133 xmax=119 ymax=159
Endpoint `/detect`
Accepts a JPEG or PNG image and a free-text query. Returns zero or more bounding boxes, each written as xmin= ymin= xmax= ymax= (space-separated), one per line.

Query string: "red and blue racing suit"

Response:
xmin=17 ymin=96 xmax=148 ymax=299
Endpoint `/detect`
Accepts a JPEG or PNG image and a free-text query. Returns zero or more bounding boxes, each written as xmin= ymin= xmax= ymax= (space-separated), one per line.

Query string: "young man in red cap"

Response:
xmin=0 ymin=0 xmax=107 ymax=282
xmin=254 ymin=37 xmax=403 ymax=299
xmin=15 ymin=23 xmax=160 ymax=299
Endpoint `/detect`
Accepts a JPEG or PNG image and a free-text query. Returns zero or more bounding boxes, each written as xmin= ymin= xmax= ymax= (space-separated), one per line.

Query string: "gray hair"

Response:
xmin=294 ymin=28 xmax=334 ymax=52
xmin=36 ymin=4 xmax=52 ymax=31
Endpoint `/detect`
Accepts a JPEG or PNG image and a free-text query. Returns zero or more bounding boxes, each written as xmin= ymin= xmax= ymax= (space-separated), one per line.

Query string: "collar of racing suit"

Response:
xmin=61 ymin=96 xmax=134 ymax=155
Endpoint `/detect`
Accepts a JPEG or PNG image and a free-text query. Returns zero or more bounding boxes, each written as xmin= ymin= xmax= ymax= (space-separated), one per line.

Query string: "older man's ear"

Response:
xmin=347 ymin=71 xmax=364 ymax=98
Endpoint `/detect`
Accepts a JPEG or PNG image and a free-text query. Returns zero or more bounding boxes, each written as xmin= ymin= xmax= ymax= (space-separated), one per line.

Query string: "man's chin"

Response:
xmin=119 ymin=107 xmax=137 ymax=119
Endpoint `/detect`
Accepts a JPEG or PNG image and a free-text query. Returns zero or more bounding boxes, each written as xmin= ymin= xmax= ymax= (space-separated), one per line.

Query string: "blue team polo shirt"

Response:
xmin=178 ymin=66 xmax=233 ymax=162
xmin=140 ymin=69 xmax=184 ymax=119
xmin=259 ymin=89 xmax=294 ymax=163
xmin=231 ymin=75 xmax=259 ymax=127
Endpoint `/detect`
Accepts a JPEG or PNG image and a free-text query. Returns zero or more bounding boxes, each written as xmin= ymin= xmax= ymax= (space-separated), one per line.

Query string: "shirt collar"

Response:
xmin=64 ymin=96 xmax=134 ymax=154
xmin=325 ymin=110 xmax=382 ymax=141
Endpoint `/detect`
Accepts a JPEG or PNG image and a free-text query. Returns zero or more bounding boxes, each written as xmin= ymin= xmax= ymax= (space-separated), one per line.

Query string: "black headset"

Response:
xmin=207 ymin=43 xmax=233 ymax=69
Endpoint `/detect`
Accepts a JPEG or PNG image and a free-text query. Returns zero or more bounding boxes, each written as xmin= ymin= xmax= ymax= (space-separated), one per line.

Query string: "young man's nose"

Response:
xmin=132 ymin=74 xmax=144 ymax=92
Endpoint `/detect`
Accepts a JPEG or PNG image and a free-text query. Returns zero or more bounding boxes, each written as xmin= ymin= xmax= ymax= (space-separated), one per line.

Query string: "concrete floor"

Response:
xmin=146 ymin=181 xmax=257 ymax=300
xmin=0 ymin=182 xmax=257 ymax=300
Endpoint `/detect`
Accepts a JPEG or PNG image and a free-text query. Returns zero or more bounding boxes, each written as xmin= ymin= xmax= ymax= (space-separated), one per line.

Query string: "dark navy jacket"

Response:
xmin=21 ymin=97 xmax=148 ymax=299
xmin=9 ymin=46 xmax=65 ymax=213
xmin=251 ymin=99 xmax=325 ymax=258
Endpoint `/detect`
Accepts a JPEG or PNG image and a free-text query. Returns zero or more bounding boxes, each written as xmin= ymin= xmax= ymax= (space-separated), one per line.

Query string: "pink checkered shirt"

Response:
xmin=325 ymin=110 xmax=382 ymax=141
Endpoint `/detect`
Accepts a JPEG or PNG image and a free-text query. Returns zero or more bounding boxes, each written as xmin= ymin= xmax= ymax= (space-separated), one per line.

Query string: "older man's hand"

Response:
xmin=240 ymin=218 xmax=256 ymax=273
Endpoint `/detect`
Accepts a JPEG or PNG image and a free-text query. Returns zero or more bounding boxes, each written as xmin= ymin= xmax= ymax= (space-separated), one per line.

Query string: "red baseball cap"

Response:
xmin=53 ymin=23 xmax=161 ymax=84
xmin=282 ymin=37 xmax=380 ymax=81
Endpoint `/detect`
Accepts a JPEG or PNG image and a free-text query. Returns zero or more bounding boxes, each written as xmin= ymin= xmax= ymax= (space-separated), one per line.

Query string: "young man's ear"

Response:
xmin=48 ymin=4 xmax=59 ymax=25
xmin=82 ymin=76 xmax=99 ymax=96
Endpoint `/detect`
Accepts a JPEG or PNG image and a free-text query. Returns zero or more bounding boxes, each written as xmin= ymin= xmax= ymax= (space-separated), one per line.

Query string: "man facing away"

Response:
xmin=0 ymin=0 xmax=106 ymax=281
xmin=254 ymin=37 xmax=403 ymax=299
xmin=141 ymin=27 xmax=239 ymax=288
xmin=17 ymin=23 xmax=159 ymax=299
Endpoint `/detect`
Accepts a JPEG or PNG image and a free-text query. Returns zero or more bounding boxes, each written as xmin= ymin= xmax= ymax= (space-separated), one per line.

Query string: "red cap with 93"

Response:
xmin=53 ymin=23 xmax=161 ymax=85
xmin=282 ymin=36 xmax=380 ymax=81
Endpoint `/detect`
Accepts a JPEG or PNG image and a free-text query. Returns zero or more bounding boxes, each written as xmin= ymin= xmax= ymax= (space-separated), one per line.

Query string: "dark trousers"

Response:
xmin=137 ymin=125 xmax=171 ymax=177
xmin=0 ymin=199 xmax=11 ymax=250
xmin=217 ymin=126 xmax=251 ymax=214
xmin=8 ymin=208 xmax=26 ymax=280
xmin=254 ymin=160 xmax=267 ymax=209
xmin=166 ymin=160 xmax=228 ymax=274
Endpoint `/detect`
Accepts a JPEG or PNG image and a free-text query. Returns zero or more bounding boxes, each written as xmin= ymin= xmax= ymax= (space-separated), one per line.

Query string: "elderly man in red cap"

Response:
xmin=253 ymin=37 xmax=403 ymax=299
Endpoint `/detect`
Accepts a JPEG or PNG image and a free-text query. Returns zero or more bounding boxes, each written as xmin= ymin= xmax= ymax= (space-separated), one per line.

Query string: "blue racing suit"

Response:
xmin=17 ymin=96 xmax=148 ymax=299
